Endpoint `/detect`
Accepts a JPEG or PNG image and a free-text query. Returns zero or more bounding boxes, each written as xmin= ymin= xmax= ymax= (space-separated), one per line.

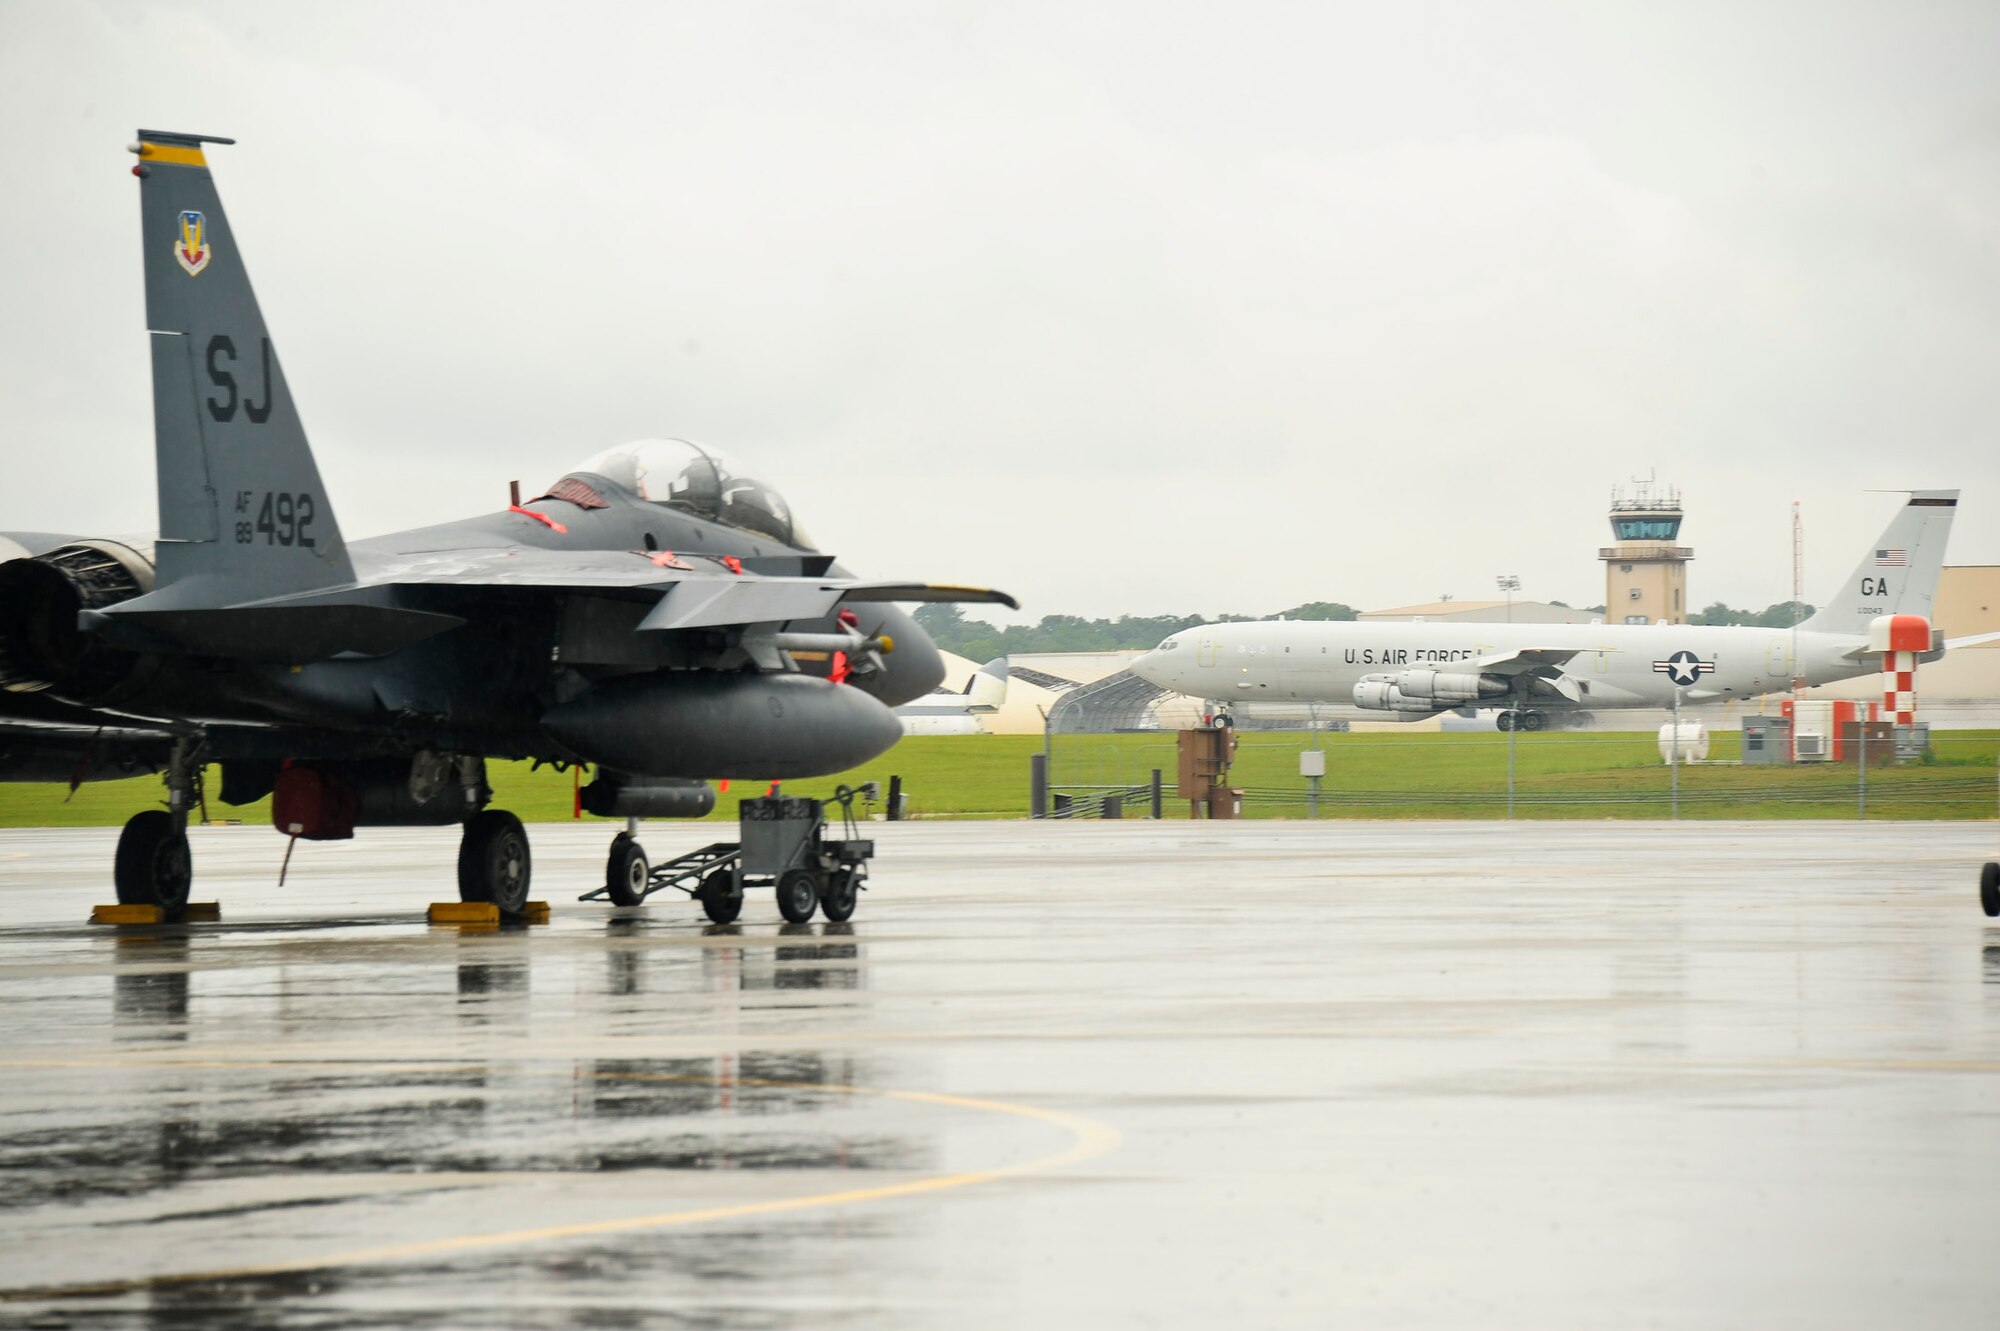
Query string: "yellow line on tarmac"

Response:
xmin=0 ymin=1064 xmax=1122 ymax=1304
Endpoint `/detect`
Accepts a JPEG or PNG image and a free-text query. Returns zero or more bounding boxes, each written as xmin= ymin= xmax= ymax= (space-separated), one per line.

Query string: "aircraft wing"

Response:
xmin=1473 ymin=647 xmax=1586 ymax=701
xmin=90 ymin=545 xmax=1017 ymax=663
xmin=1473 ymin=647 xmax=1583 ymax=675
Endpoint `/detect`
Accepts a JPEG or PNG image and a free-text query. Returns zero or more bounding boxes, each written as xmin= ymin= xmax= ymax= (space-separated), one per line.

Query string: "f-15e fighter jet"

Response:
xmin=0 ymin=130 xmax=1013 ymax=919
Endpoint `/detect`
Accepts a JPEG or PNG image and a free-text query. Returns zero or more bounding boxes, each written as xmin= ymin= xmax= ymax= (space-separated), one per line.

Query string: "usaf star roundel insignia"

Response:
xmin=174 ymin=209 xmax=212 ymax=276
xmin=1652 ymin=649 xmax=1714 ymax=687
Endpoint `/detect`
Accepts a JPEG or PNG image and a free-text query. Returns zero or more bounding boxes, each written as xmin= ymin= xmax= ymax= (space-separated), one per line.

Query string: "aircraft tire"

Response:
xmin=114 ymin=810 xmax=192 ymax=919
xmin=605 ymin=833 xmax=649 ymax=907
xmin=820 ymin=868 xmax=859 ymax=923
xmin=777 ymin=868 xmax=821 ymax=924
xmin=1520 ymin=711 xmax=1546 ymax=732
xmin=458 ymin=810 xmax=531 ymax=914
xmin=700 ymin=869 xmax=742 ymax=925
xmin=1981 ymin=862 xmax=2000 ymax=919
xmin=1496 ymin=711 xmax=1515 ymax=732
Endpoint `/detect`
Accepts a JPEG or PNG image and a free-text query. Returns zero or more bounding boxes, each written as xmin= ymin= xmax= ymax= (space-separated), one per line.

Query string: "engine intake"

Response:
xmin=0 ymin=540 xmax=157 ymax=704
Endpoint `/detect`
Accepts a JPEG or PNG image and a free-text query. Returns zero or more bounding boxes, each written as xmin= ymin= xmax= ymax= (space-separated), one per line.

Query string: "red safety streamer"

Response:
xmin=508 ymin=505 xmax=569 ymax=534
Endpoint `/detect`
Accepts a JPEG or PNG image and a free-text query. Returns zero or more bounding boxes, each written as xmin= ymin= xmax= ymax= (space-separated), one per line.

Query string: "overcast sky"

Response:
xmin=4 ymin=1 xmax=1996 ymax=624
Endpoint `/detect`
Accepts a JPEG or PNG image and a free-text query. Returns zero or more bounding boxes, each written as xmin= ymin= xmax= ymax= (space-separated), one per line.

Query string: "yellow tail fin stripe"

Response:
xmin=139 ymin=142 xmax=208 ymax=167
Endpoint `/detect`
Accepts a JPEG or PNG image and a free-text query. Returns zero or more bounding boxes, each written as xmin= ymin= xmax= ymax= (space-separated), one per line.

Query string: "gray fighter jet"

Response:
xmin=0 ymin=130 xmax=1013 ymax=918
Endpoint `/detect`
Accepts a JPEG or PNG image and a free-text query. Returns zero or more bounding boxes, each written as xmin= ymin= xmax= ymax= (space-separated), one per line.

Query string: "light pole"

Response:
xmin=1497 ymin=574 xmax=1520 ymax=624
xmin=1670 ymin=686 xmax=1681 ymax=820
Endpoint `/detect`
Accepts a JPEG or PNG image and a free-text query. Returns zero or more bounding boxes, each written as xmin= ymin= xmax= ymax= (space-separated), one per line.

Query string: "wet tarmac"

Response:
xmin=1 ymin=818 xmax=1998 ymax=1328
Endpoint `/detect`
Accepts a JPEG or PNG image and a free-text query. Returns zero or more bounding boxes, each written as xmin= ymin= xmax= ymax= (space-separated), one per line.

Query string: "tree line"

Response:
xmin=1688 ymin=600 xmax=1814 ymax=628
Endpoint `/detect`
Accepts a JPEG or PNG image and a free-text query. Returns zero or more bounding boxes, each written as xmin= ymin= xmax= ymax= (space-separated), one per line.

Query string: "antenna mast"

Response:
xmin=1790 ymin=500 xmax=1804 ymax=692
xmin=1791 ymin=501 xmax=1804 ymax=610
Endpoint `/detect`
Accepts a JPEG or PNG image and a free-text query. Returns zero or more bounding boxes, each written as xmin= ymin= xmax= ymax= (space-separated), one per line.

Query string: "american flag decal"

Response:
xmin=1875 ymin=549 xmax=1907 ymax=567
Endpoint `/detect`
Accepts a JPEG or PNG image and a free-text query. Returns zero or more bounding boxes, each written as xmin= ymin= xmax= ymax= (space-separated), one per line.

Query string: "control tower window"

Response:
xmin=1613 ymin=517 xmax=1682 ymax=541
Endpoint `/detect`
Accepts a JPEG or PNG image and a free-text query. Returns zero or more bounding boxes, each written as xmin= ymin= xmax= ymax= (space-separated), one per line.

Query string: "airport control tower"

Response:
xmin=1601 ymin=479 xmax=1693 ymax=624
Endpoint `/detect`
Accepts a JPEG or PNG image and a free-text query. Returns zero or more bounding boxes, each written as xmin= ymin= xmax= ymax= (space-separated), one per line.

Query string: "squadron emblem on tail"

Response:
xmin=173 ymin=209 xmax=210 ymax=275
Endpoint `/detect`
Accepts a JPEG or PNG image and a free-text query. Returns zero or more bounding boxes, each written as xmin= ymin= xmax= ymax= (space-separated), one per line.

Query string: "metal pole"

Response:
xmin=1029 ymin=754 xmax=1047 ymax=820
xmin=1506 ymin=704 xmax=1517 ymax=820
xmin=1309 ymin=707 xmax=1321 ymax=820
xmin=1670 ymin=689 xmax=1680 ymax=820
xmin=1858 ymin=720 xmax=1867 ymax=820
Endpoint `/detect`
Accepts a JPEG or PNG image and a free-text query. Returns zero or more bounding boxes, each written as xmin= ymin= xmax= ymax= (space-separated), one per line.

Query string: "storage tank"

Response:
xmin=1657 ymin=721 xmax=1709 ymax=764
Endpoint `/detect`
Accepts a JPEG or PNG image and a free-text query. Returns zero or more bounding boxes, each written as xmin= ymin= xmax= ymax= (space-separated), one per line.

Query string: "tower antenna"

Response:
xmin=1790 ymin=500 xmax=1804 ymax=691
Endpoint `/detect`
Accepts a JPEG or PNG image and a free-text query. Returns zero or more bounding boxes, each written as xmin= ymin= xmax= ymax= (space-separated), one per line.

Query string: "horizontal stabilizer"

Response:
xmin=1841 ymin=627 xmax=1947 ymax=663
xmin=93 ymin=595 xmax=465 ymax=661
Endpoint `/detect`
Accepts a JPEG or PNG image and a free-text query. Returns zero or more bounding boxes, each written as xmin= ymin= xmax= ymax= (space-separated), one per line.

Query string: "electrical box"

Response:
xmin=1836 ymin=721 xmax=1895 ymax=767
xmin=1741 ymin=715 xmax=1790 ymax=766
xmin=1299 ymin=749 xmax=1326 ymax=778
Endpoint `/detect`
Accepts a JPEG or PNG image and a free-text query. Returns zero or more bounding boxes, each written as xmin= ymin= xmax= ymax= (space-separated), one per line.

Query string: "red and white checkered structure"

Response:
xmin=1867 ymin=613 xmax=1930 ymax=726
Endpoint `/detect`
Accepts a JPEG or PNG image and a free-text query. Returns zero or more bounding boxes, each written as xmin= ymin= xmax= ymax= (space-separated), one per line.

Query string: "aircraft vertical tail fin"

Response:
xmin=133 ymin=131 xmax=352 ymax=603
xmin=964 ymin=656 xmax=1009 ymax=710
xmin=1799 ymin=490 xmax=1957 ymax=637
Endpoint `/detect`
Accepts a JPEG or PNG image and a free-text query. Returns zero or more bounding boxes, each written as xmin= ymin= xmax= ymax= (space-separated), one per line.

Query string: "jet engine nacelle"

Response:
xmin=0 ymin=540 xmax=159 ymax=705
xmin=1353 ymin=670 xmax=1509 ymax=711
xmin=542 ymin=671 xmax=903 ymax=779
xmin=1351 ymin=679 xmax=1443 ymax=712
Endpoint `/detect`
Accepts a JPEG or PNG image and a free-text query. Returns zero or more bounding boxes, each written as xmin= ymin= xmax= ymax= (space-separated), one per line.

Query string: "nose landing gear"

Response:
xmin=604 ymin=829 xmax=649 ymax=908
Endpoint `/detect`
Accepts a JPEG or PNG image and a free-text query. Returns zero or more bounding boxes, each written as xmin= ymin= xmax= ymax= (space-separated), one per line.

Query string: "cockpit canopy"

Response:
xmin=561 ymin=438 xmax=813 ymax=549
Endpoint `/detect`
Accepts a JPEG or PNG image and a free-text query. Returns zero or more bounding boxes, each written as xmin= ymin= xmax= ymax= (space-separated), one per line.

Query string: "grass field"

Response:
xmin=3 ymin=730 xmax=1994 ymax=828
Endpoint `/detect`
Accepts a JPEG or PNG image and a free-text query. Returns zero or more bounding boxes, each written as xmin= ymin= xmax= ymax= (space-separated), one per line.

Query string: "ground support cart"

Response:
xmin=578 ymin=787 xmax=874 ymax=924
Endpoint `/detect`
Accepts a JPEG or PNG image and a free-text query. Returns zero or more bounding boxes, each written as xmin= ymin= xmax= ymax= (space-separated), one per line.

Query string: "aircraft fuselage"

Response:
xmin=1133 ymin=619 xmax=1874 ymax=711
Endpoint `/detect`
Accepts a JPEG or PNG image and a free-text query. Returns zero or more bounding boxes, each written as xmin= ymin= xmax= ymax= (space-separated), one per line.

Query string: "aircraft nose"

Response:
xmin=1132 ymin=649 xmax=1171 ymax=688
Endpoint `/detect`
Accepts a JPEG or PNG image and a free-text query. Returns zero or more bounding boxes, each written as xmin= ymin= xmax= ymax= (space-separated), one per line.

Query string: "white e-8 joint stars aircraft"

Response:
xmin=1133 ymin=491 xmax=1970 ymax=730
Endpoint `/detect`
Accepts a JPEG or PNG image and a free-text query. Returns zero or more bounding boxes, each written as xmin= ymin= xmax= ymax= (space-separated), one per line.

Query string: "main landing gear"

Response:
xmin=458 ymin=809 xmax=532 ymax=914
xmin=1980 ymin=862 xmax=1999 ymax=918
xmin=114 ymin=738 xmax=200 ymax=919
xmin=1495 ymin=709 xmax=1547 ymax=732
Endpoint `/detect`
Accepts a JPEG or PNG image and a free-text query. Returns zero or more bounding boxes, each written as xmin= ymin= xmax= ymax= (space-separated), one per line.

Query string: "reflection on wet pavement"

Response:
xmin=1 ymin=820 xmax=1997 ymax=1328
